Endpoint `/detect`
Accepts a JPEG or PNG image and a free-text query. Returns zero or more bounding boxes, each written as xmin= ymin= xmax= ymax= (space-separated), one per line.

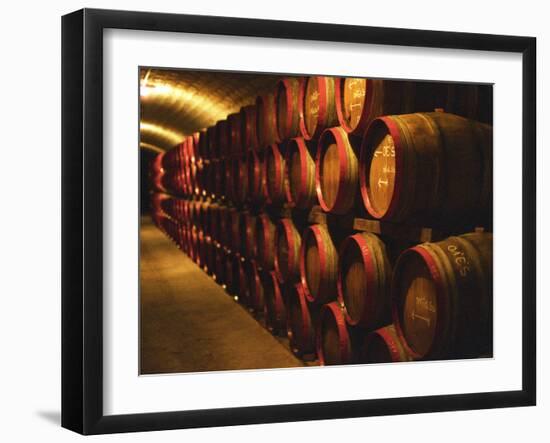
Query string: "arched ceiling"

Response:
xmin=139 ymin=68 xmax=282 ymax=151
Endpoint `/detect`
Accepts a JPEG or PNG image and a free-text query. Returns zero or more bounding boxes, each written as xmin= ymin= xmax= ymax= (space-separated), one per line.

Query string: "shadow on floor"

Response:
xmin=36 ymin=410 xmax=61 ymax=426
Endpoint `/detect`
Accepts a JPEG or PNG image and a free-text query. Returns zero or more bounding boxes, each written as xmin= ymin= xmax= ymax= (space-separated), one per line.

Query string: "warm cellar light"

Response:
xmin=140 ymin=121 xmax=186 ymax=148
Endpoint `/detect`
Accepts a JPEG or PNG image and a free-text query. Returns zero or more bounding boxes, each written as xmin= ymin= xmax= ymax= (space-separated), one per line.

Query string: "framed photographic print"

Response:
xmin=61 ymin=8 xmax=536 ymax=435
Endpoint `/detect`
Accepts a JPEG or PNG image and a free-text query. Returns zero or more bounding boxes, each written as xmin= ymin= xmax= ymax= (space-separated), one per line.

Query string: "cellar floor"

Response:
xmin=140 ymin=216 xmax=304 ymax=374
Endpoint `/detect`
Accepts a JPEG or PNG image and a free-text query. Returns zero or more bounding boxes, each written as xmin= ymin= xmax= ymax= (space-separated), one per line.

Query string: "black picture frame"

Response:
xmin=61 ymin=8 xmax=536 ymax=435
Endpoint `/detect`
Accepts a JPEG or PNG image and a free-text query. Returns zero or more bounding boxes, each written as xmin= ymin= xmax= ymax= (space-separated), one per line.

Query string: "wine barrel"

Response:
xmin=241 ymin=212 xmax=257 ymax=259
xmin=194 ymin=160 xmax=205 ymax=196
xmin=232 ymin=208 xmax=245 ymax=253
xmin=236 ymin=256 xmax=249 ymax=304
xmin=190 ymin=227 xmax=200 ymax=265
xmin=205 ymin=202 xmax=218 ymax=240
xmin=337 ymin=232 xmax=392 ymax=328
xmin=256 ymin=93 xmax=280 ymax=147
xmin=286 ymin=283 xmax=317 ymax=358
xmin=213 ymin=159 xmax=226 ymax=200
xmin=225 ymin=252 xmax=239 ymax=294
xmin=392 ymin=232 xmax=493 ymax=360
xmin=363 ymin=324 xmax=412 ymax=363
xmin=230 ymin=154 xmax=248 ymax=205
xmin=213 ymin=204 xmax=228 ymax=245
xmin=240 ymin=104 xmax=258 ymax=151
xmin=228 ymin=112 xmax=243 ymax=155
xmin=317 ymin=302 xmax=355 ymax=366
xmin=359 ymin=112 xmax=493 ymax=223
xmin=223 ymin=157 xmax=234 ymax=202
xmin=264 ymin=143 xmax=287 ymax=205
xmin=300 ymin=224 xmax=338 ymax=304
xmin=263 ymin=271 xmax=288 ymax=336
xmin=198 ymin=129 xmax=208 ymax=161
xmin=206 ymin=126 xmax=217 ymax=160
xmin=198 ymin=229 xmax=209 ymax=270
xmin=206 ymin=237 xmax=217 ymax=276
xmin=235 ymin=211 xmax=248 ymax=257
xmin=187 ymin=132 xmax=200 ymax=162
xmin=247 ymin=149 xmax=266 ymax=205
xmin=214 ymin=244 xmax=226 ymax=285
xmin=255 ymin=214 xmax=276 ymax=269
xmin=285 ymin=137 xmax=317 ymax=208
xmin=276 ymin=78 xmax=301 ymax=140
xmin=247 ymin=260 xmax=265 ymax=314
xmin=316 ymin=126 xmax=360 ymax=214
xmin=215 ymin=119 xmax=230 ymax=159
xmin=203 ymin=161 xmax=216 ymax=198
xmin=299 ymin=76 xmax=339 ymax=140
xmin=274 ymin=218 xmax=302 ymax=283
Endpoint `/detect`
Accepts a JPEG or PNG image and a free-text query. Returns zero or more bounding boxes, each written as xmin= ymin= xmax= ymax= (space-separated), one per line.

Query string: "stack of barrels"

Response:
xmin=149 ymin=75 xmax=493 ymax=365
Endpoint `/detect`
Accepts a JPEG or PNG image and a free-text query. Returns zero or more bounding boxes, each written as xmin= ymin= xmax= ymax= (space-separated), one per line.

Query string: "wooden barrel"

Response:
xmin=363 ymin=325 xmax=412 ymax=363
xmin=264 ymin=143 xmax=287 ymax=205
xmin=317 ymin=302 xmax=355 ymax=366
xmin=214 ymin=204 xmax=228 ymax=245
xmin=187 ymin=132 xmax=200 ymax=162
xmin=337 ymin=232 xmax=392 ymax=328
xmin=233 ymin=209 xmax=246 ymax=254
xmin=263 ymin=271 xmax=288 ymax=336
xmin=230 ymin=154 xmax=248 ymax=205
xmin=285 ymin=137 xmax=317 ymax=208
xmin=194 ymin=161 xmax=205 ymax=196
xmin=286 ymin=283 xmax=317 ymax=359
xmin=359 ymin=112 xmax=493 ymax=223
xmin=241 ymin=212 xmax=257 ymax=259
xmin=223 ymin=157 xmax=234 ymax=202
xmin=255 ymin=214 xmax=276 ymax=269
xmin=222 ymin=205 xmax=235 ymax=250
xmin=203 ymin=161 xmax=216 ymax=198
xmin=316 ymin=126 xmax=360 ymax=214
xmin=228 ymin=112 xmax=243 ymax=155
xmin=240 ymin=104 xmax=258 ymax=151
xmin=214 ymin=245 xmax=226 ymax=285
xmin=198 ymin=129 xmax=208 ymax=161
xmin=247 ymin=149 xmax=266 ymax=205
xmin=215 ymin=119 xmax=230 ymax=159
xmin=247 ymin=260 xmax=265 ymax=314
xmin=299 ymin=76 xmax=339 ymax=140
xmin=392 ymin=232 xmax=493 ymax=360
xmin=276 ymin=78 xmax=301 ymax=140
xmin=198 ymin=230 xmax=209 ymax=271
xmin=236 ymin=211 xmax=249 ymax=257
xmin=225 ymin=252 xmax=239 ymax=294
xmin=205 ymin=202 xmax=218 ymax=241
xmin=236 ymin=256 xmax=249 ymax=305
xmin=274 ymin=218 xmax=302 ymax=283
xmin=204 ymin=236 xmax=215 ymax=275
xmin=206 ymin=126 xmax=217 ymax=160
xmin=256 ymin=93 xmax=280 ymax=147
xmin=213 ymin=159 xmax=226 ymax=200
xmin=189 ymin=228 xmax=200 ymax=264
xmin=300 ymin=224 xmax=339 ymax=304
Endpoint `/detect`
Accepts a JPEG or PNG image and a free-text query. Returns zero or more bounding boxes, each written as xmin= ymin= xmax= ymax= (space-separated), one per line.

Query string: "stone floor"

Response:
xmin=140 ymin=216 xmax=304 ymax=374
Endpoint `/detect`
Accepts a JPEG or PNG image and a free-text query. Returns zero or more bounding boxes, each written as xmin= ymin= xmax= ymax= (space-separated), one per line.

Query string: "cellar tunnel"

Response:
xmin=140 ymin=67 xmax=493 ymax=374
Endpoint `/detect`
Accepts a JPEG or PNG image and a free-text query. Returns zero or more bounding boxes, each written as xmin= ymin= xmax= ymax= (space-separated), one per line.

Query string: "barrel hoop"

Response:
xmin=375 ymin=327 xmax=406 ymax=362
xmin=298 ymin=78 xmax=311 ymax=140
xmin=350 ymin=233 xmax=377 ymax=326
